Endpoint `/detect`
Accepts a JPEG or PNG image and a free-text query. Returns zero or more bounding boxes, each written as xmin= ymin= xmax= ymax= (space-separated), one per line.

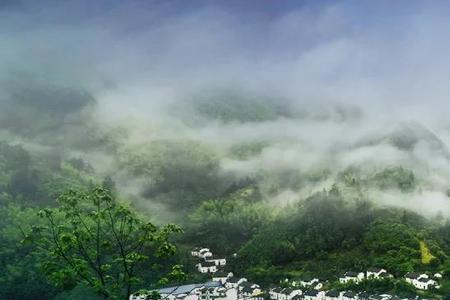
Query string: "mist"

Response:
xmin=2 ymin=0 xmax=450 ymax=220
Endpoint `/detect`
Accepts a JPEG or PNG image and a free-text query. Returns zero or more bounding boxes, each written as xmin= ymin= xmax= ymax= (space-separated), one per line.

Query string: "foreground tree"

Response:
xmin=25 ymin=186 xmax=182 ymax=300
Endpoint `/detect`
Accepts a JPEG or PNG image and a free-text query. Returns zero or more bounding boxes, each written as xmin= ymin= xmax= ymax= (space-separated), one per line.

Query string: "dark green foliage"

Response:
xmin=184 ymin=185 xmax=267 ymax=253
xmin=26 ymin=186 xmax=183 ymax=300
xmin=0 ymin=203 xmax=59 ymax=300
xmin=363 ymin=220 xmax=421 ymax=276
xmin=220 ymin=186 xmax=449 ymax=289
xmin=120 ymin=140 xmax=225 ymax=210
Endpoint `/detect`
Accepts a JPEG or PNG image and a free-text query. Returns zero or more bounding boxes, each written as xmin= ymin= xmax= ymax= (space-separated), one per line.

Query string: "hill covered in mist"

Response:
xmin=3 ymin=81 xmax=450 ymax=218
xmin=2 ymin=83 xmax=450 ymax=298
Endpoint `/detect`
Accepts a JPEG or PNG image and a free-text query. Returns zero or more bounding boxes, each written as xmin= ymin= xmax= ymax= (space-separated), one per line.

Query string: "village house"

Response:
xmin=191 ymin=247 xmax=201 ymax=257
xmin=274 ymin=288 xmax=290 ymax=300
xmin=414 ymin=277 xmax=438 ymax=290
xmin=404 ymin=273 xmax=437 ymax=290
xmin=213 ymin=272 xmax=234 ymax=284
xmin=285 ymin=288 xmax=302 ymax=300
xmin=303 ymin=290 xmax=324 ymax=300
xmin=199 ymin=286 xmax=225 ymax=300
xmin=245 ymin=293 xmax=267 ymax=300
xmin=339 ymin=272 xmax=365 ymax=284
xmin=405 ymin=272 xmax=428 ymax=282
xmin=312 ymin=283 xmax=323 ymax=291
xmin=272 ymin=288 xmax=302 ymax=300
xmin=226 ymin=278 xmax=247 ymax=289
xmin=199 ymin=286 xmax=234 ymax=300
xmin=269 ymin=287 xmax=284 ymax=300
xmin=303 ymin=290 xmax=318 ymax=300
xmin=198 ymin=248 xmax=213 ymax=259
xmin=294 ymin=277 xmax=322 ymax=290
xmin=366 ymin=268 xmax=390 ymax=279
xmin=238 ymin=281 xmax=261 ymax=296
xmin=196 ymin=261 xmax=218 ymax=273
xmin=324 ymin=290 xmax=339 ymax=300
xmin=205 ymin=256 xmax=227 ymax=267
xmin=241 ymin=286 xmax=256 ymax=298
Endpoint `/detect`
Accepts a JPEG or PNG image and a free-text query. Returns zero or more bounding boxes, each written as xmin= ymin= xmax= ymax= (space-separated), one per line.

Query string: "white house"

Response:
xmin=414 ymin=278 xmax=437 ymax=290
xmin=199 ymin=287 xmax=228 ymax=300
xmin=303 ymin=290 xmax=324 ymax=300
xmin=269 ymin=288 xmax=284 ymax=300
xmin=274 ymin=288 xmax=302 ymax=300
xmin=238 ymin=281 xmax=260 ymax=292
xmin=239 ymin=282 xmax=262 ymax=298
xmin=405 ymin=272 xmax=428 ymax=282
xmin=269 ymin=287 xmax=283 ymax=300
xmin=286 ymin=289 xmax=302 ymax=300
xmin=191 ymin=247 xmax=201 ymax=257
xmin=196 ymin=261 xmax=217 ymax=273
xmin=240 ymin=286 xmax=257 ymax=298
xmin=226 ymin=278 xmax=247 ymax=289
xmin=339 ymin=272 xmax=365 ymax=284
xmin=205 ymin=256 xmax=227 ymax=267
xmin=291 ymin=295 xmax=305 ymax=300
xmin=274 ymin=288 xmax=288 ymax=300
xmin=366 ymin=268 xmax=389 ymax=279
xmin=405 ymin=273 xmax=437 ymax=290
xmin=213 ymin=272 xmax=234 ymax=284
xmin=300 ymin=278 xmax=322 ymax=290
xmin=199 ymin=248 xmax=213 ymax=259
xmin=296 ymin=278 xmax=320 ymax=288
xmin=434 ymin=273 xmax=443 ymax=279
xmin=324 ymin=290 xmax=339 ymax=300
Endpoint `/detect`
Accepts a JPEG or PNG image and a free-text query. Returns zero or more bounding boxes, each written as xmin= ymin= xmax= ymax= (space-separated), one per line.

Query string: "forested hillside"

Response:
xmin=1 ymin=83 xmax=450 ymax=299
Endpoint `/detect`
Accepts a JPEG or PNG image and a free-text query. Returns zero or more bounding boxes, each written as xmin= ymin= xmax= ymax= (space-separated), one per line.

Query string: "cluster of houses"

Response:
xmin=269 ymin=269 xmax=442 ymax=299
xmin=130 ymin=248 xmax=444 ymax=300
xmin=130 ymin=280 xmax=235 ymax=300
xmin=404 ymin=273 xmax=441 ymax=290
xmin=130 ymin=275 xmax=263 ymax=300
xmin=192 ymin=247 xmax=227 ymax=274
xmin=269 ymin=287 xmax=422 ymax=300
xmin=338 ymin=268 xmax=392 ymax=285
xmin=336 ymin=269 xmax=441 ymax=291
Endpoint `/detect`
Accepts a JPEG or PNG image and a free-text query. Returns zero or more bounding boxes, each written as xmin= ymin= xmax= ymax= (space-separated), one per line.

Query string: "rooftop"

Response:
xmin=304 ymin=290 xmax=318 ymax=296
xmin=405 ymin=272 xmax=421 ymax=279
xmin=344 ymin=271 xmax=360 ymax=277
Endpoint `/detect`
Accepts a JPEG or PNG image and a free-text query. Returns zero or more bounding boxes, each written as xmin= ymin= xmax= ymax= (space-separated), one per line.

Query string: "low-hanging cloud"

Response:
xmin=2 ymin=0 xmax=450 ymax=219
